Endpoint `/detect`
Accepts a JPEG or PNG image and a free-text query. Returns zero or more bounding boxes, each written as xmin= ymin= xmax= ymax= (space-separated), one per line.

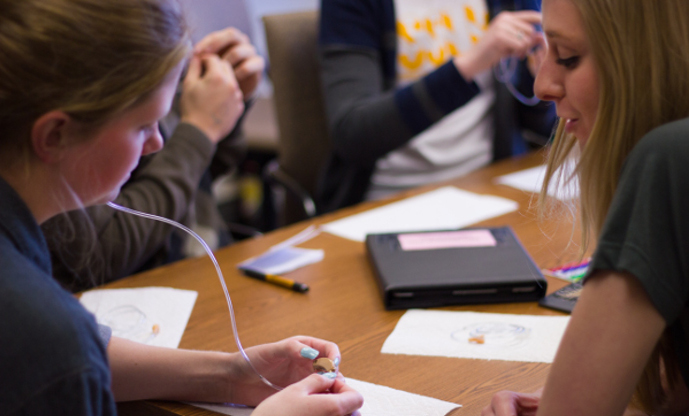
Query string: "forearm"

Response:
xmin=209 ymin=107 xmax=248 ymax=180
xmin=46 ymin=123 xmax=216 ymax=286
xmin=320 ymin=48 xmax=479 ymax=166
xmin=108 ymin=337 xmax=235 ymax=402
xmin=536 ymin=271 xmax=666 ymax=416
xmin=101 ymin=123 xmax=216 ymax=273
xmin=320 ymin=47 xmax=412 ymax=166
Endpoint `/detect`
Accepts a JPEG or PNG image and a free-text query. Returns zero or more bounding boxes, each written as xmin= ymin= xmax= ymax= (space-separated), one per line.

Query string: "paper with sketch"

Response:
xmin=382 ymin=310 xmax=570 ymax=363
xmin=495 ymin=164 xmax=579 ymax=201
xmin=189 ymin=378 xmax=460 ymax=416
xmin=80 ymin=287 xmax=197 ymax=349
xmin=322 ymin=186 xmax=518 ymax=242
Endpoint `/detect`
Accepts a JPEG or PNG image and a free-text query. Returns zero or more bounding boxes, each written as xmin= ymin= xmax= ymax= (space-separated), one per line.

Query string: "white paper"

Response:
xmin=238 ymin=246 xmax=324 ymax=275
xmin=80 ymin=287 xmax=197 ymax=349
xmin=322 ymin=186 xmax=519 ymax=242
xmin=238 ymin=226 xmax=324 ymax=275
xmin=382 ymin=310 xmax=570 ymax=363
xmin=495 ymin=164 xmax=579 ymax=201
xmin=189 ymin=378 xmax=460 ymax=416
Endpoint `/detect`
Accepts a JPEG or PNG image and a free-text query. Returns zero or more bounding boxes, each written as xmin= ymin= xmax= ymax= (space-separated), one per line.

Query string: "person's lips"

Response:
xmin=564 ymin=118 xmax=578 ymax=133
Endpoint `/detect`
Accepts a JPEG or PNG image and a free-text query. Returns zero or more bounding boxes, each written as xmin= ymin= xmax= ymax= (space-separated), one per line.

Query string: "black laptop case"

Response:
xmin=366 ymin=227 xmax=547 ymax=310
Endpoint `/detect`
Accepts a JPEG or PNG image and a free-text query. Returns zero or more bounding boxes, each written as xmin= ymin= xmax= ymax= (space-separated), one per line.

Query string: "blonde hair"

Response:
xmin=0 ymin=0 xmax=191 ymax=161
xmin=540 ymin=0 xmax=689 ymax=411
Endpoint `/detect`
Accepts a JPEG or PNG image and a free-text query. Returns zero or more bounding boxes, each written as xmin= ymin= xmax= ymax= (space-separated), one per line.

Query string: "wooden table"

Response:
xmin=113 ymin=151 xmax=584 ymax=416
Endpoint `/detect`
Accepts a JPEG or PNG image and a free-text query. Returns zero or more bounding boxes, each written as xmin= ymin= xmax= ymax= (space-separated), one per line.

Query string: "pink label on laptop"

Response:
xmin=398 ymin=230 xmax=497 ymax=251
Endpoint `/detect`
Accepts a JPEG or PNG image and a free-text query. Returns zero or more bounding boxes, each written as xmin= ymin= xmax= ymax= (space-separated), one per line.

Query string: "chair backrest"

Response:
xmin=263 ymin=11 xmax=331 ymax=224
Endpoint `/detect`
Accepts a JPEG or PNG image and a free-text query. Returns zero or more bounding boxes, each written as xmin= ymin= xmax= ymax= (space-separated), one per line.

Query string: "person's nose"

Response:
xmin=534 ymin=57 xmax=564 ymax=103
xmin=141 ymin=124 xmax=164 ymax=156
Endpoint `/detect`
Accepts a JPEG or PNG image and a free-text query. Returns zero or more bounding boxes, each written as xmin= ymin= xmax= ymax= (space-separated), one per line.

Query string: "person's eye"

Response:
xmin=556 ymin=56 xmax=579 ymax=69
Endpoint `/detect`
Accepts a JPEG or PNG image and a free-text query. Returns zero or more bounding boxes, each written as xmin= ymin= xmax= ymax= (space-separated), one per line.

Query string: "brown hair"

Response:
xmin=539 ymin=0 xmax=689 ymax=412
xmin=0 ymin=0 xmax=191 ymax=162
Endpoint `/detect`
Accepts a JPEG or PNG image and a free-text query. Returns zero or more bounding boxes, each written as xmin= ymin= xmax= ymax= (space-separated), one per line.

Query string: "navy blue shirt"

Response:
xmin=0 ymin=178 xmax=116 ymax=415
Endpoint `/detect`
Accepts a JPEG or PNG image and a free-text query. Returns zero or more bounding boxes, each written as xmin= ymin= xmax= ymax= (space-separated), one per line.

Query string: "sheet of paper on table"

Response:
xmin=80 ymin=287 xmax=197 ymax=349
xmin=238 ymin=225 xmax=324 ymax=274
xmin=189 ymin=378 xmax=460 ymax=416
xmin=382 ymin=310 xmax=570 ymax=363
xmin=322 ymin=186 xmax=519 ymax=242
xmin=494 ymin=164 xmax=579 ymax=201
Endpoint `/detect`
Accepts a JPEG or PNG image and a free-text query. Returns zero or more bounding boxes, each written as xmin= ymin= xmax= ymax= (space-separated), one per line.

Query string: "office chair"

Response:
xmin=262 ymin=11 xmax=331 ymax=226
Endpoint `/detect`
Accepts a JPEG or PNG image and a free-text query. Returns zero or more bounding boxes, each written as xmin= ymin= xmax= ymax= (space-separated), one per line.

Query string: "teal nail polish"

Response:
xmin=320 ymin=372 xmax=337 ymax=380
xmin=333 ymin=357 xmax=341 ymax=367
xmin=300 ymin=347 xmax=319 ymax=360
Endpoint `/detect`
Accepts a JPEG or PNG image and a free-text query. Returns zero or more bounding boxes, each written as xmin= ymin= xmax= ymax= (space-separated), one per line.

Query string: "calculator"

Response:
xmin=538 ymin=282 xmax=583 ymax=313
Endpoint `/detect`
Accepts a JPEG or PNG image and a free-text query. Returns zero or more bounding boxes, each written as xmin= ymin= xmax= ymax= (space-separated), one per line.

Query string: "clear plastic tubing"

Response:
xmin=493 ymin=56 xmax=541 ymax=107
xmin=106 ymin=201 xmax=283 ymax=391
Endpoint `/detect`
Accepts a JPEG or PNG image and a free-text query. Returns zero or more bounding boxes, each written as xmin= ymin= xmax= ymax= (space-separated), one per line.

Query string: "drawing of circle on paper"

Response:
xmin=100 ymin=305 xmax=159 ymax=344
xmin=451 ymin=322 xmax=531 ymax=348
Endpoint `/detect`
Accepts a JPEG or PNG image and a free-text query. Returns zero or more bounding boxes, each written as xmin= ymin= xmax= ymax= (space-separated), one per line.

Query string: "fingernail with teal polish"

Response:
xmin=300 ymin=347 xmax=319 ymax=360
xmin=320 ymin=372 xmax=337 ymax=380
xmin=333 ymin=357 xmax=341 ymax=367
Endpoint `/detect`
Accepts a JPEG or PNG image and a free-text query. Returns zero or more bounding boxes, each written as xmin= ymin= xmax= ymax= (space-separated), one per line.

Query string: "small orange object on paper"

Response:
xmin=468 ymin=334 xmax=485 ymax=344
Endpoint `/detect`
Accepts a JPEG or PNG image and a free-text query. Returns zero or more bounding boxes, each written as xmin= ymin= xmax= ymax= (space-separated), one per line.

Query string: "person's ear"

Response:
xmin=30 ymin=110 xmax=74 ymax=163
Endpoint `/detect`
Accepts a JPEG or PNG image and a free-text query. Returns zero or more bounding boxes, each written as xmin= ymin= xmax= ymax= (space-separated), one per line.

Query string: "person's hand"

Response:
xmin=454 ymin=11 xmax=543 ymax=80
xmin=194 ymin=27 xmax=265 ymax=99
xmin=225 ymin=336 xmax=346 ymax=406
xmin=481 ymin=390 xmax=542 ymax=416
xmin=253 ymin=374 xmax=363 ymax=416
xmin=179 ymin=53 xmax=245 ymax=143
xmin=526 ymin=35 xmax=547 ymax=77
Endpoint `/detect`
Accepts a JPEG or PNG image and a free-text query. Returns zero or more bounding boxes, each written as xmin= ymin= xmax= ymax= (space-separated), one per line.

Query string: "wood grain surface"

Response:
xmin=110 ymin=151 xmax=586 ymax=416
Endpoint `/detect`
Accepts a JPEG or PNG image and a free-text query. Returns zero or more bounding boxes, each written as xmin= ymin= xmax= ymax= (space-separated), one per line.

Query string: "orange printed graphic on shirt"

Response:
xmin=427 ymin=48 xmax=445 ymax=66
xmin=441 ymin=13 xmax=453 ymax=30
xmin=397 ymin=5 xmax=487 ymax=77
xmin=399 ymin=52 xmax=425 ymax=70
xmin=465 ymin=6 xmax=476 ymax=23
xmin=397 ymin=21 xmax=415 ymax=43
xmin=447 ymin=41 xmax=459 ymax=56
xmin=425 ymin=18 xmax=435 ymax=37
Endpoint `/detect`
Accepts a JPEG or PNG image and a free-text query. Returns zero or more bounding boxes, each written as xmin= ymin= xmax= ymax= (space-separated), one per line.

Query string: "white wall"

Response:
xmin=179 ymin=0 xmax=320 ymax=97
xmin=179 ymin=0 xmax=252 ymax=44
xmin=180 ymin=0 xmax=319 ymax=57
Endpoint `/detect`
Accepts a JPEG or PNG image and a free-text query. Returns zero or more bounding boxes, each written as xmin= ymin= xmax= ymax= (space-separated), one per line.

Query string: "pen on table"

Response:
xmin=239 ymin=268 xmax=310 ymax=293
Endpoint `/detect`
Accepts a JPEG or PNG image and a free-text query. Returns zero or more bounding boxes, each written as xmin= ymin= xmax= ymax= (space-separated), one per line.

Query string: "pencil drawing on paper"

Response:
xmin=451 ymin=322 xmax=531 ymax=347
xmin=100 ymin=304 xmax=160 ymax=344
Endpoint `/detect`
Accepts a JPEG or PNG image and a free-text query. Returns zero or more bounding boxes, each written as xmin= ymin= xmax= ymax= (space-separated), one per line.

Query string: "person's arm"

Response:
xmin=208 ymin=112 xmax=248 ymax=181
xmin=481 ymin=271 xmax=666 ymax=416
xmin=536 ymin=271 xmax=666 ymax=416
xmin=107 ymin=336 xmax=364 ymax=415
xmin=194 ymin=27 xmax=264 ymax=180
xmin=45 ymin=123 xmax=218 ymax=289
xmin=108 ymin=336 xmax=234 ymax=402
xmin=45 ymin=50 xmax=246 ymax=288
xmin=319 ymin=0 xmax=482 ymax=167
xmin=319 ymin=0 xmax=545 ymax=166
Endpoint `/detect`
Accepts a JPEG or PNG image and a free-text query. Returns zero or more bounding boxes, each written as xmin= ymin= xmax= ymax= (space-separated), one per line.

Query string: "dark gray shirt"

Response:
xmin=588 ymin=118 xmax=689 ymax=386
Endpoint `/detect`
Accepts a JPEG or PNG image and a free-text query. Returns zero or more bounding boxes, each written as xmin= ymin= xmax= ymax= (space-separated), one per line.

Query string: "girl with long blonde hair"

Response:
xmin=482 ymin=0 xmax=689 ymax=414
